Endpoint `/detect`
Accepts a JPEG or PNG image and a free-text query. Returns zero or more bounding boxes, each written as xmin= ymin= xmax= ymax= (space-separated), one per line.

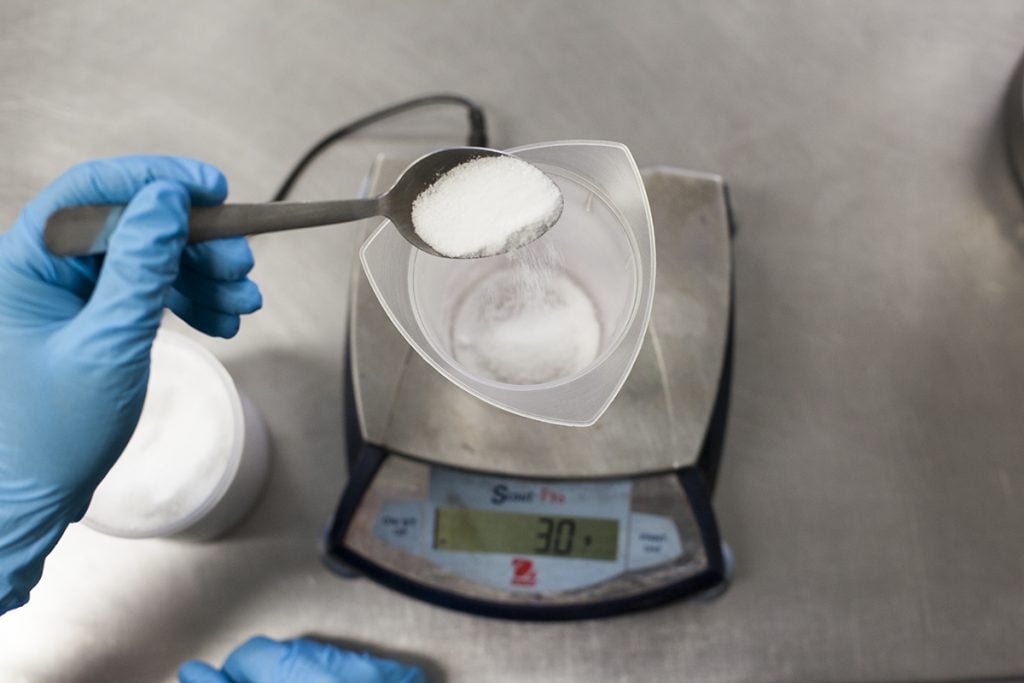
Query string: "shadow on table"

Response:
xmin=973 ymin=53 xmax=1024 ymax=258
xmin=216 ymin=346 xmax=353 ymax=542
xmin=49 ymin=546 xmax=314 ymax=682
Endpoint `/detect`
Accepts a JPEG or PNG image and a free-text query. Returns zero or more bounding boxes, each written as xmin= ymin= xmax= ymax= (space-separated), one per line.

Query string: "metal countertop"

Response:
xmin=1 ymin=2 xmax=1024 ymax=681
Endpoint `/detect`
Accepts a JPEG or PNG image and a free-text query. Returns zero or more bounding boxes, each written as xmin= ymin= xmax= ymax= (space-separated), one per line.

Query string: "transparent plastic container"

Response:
xmin=360 ymin=140 xmax=655 ymax=427
xmin=84 ymin=329 xmax=270 ymax=540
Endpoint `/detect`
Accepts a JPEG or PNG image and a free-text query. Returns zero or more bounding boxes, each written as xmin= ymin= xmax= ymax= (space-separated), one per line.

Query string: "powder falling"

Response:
xmin=412 ymin=155 xmax=563 ymax=258
xmin=452 ymin=246 xmax=602 ymax=385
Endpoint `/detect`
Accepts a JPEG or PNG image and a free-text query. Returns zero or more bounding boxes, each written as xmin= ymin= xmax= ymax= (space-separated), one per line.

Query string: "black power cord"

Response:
xmin=271 ymin=93 xmax=489 ymax=202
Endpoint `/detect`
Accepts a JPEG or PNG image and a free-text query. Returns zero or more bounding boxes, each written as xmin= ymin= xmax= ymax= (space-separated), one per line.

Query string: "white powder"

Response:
xmin=85 ymin=334 xmax=236 ymax=534
xmin=452 ymin=248 xmax=602 ymax=385
xmin=411 ymin=155 xmax=563 ymax=258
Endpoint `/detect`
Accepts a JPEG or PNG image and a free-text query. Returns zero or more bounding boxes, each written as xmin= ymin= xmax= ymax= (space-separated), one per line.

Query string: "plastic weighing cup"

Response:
xmin=360 ymin=140 xmax=656 ymax=427
xmin=83 ymin=329 xmax=270 ymax=541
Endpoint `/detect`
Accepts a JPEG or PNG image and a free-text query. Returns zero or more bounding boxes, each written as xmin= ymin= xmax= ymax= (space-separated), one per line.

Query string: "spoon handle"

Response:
xmin=43 ymin=198 xmax=383 ymax=256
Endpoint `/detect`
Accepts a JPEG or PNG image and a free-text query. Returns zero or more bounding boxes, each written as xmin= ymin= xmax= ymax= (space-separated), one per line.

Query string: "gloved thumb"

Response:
xmin=66 ymin=180 xmax=189 ymax=362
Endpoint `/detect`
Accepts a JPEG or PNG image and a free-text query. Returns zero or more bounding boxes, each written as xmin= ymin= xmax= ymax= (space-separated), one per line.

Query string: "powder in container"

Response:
xmin=452 ymin=246 xmax=602 ymax=385
xmin=85 ymin=332 xmax=238 ymax=536
xmin=411 ymin=155 xmax=563 ymax=258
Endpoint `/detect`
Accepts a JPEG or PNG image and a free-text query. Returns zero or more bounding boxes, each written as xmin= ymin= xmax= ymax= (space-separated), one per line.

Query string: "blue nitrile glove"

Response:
xmin=178 ymin=636 xmax=428 ymax=683
xmin=0 ymin=156 xmax=262 ymax=613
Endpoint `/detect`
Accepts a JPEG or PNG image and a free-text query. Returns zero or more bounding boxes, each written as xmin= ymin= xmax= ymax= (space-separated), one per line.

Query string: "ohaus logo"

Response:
xmin=511 ymin=558 xmax=537 ymax=586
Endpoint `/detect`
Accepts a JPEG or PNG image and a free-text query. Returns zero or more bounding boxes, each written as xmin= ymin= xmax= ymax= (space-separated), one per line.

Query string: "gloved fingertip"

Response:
xmin=224 ymin=635 xmax=289 ymax=680
xmin=166 ymin=289 xmax=243 ymax=339
xmin=229 ymin=241 xmax=256 ymax=279
xmin=189 ymin=161 xmax=229 ymax=206
xmin=215 ymin=315 xmax=242 ymax=339
xmin=241 ymin=280 xmax=263 ymax=314
xmin=177 ymin=660 xmax=231 ymax=683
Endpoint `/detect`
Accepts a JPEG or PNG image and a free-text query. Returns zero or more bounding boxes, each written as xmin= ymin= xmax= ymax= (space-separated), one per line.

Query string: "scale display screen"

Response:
xmin=434 ymin=506 xmax=619 ymax=561
xmin=361 ymin=465 xmax=697 ymax=602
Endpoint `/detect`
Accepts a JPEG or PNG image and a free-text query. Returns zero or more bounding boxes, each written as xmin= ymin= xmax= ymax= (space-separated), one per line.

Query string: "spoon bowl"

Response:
xmin=379 ymin=147 xmax=508 ymax=257
xmin=42 ymin=147 xmax=560 ymax=259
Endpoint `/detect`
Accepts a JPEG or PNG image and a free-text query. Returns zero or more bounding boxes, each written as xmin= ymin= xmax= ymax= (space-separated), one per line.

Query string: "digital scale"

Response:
xmin=323 ymin=156 xmax=735 ymax=620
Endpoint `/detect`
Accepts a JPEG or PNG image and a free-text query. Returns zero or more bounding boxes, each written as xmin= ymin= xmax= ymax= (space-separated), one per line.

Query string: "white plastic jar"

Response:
xmin=84 ymin=329 xmax=270 ymax=540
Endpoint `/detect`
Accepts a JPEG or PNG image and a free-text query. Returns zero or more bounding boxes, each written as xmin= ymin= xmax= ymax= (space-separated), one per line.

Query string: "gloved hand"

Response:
xmin=0 ymin=156 xmax=262 ymax=613
xmin=178 ymin=636 xmax=428 ymax=683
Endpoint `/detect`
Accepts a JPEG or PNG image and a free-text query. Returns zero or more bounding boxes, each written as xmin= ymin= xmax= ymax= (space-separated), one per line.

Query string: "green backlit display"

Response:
xmin=434 ymin=507 xmax=618 ymax=561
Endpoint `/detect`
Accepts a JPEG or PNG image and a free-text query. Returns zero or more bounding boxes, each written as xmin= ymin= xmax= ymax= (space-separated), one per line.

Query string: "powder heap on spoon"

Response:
xmin=411 ymin=155 xmax=564 ymax=258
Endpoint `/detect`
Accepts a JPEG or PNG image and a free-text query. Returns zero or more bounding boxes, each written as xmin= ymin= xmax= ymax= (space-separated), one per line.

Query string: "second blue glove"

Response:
xmin=178 ymin=636 xmax=428 ymax=683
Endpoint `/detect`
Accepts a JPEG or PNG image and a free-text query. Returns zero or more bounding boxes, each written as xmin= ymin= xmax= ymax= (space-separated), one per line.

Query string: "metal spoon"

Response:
xmin=43 ymin=147 xmax=556 ymax=258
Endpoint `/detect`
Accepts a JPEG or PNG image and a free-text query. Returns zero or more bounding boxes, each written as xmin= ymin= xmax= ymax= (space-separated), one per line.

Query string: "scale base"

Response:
xmin=324 ymin=447 xmax=731 ymax=620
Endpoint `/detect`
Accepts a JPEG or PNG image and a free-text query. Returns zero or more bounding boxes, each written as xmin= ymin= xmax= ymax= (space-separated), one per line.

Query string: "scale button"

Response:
xmin=373 ymin=501 xmax=424 ymax=554
xmin=627 ymin=513 xmax=683 ymax=570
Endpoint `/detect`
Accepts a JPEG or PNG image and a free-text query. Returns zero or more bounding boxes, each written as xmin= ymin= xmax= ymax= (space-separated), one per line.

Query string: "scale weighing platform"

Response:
xmin=324 ymin=156 xmax=734 ymax=620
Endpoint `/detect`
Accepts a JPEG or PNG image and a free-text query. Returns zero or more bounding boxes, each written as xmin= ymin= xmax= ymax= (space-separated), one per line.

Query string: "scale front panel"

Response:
xmin=327 ymin=451 xmax=725 ymax=619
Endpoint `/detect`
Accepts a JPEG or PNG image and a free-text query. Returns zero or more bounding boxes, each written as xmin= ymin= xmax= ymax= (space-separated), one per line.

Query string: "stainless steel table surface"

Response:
xmin=2 ymin=2 xmax=1024 ymax=682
